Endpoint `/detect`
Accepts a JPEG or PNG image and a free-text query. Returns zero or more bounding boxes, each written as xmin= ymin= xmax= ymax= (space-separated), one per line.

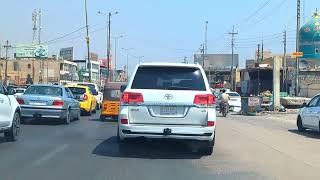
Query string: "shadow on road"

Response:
xmin=288 ymin=129 xmax=320 ymax=139
xmin=21 ymin=118 xmax=69 ymax=126
xmin=92 ymin=136 xmax=204 ymax=159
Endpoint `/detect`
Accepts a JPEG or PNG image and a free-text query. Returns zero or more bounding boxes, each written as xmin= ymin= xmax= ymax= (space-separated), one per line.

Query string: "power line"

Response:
xmin=42 ymin=26 xmax=86 ymax=45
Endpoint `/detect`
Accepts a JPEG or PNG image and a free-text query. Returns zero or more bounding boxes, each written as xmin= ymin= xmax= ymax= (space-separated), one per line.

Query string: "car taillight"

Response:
xmin=53 ymin=100 xmax=64 ymax=106
xmin=83 ymin=94 xmax=88 ymax=101
xmin=193 ymin=94 xmax=215 ymax=106
xmin=207 ymin=121 xmax=215 ymax=127
xmin=16 ymin=98 xmax=25 ymax=104
xmin=120 ymin=118 xmax=128 ymax=124
xmin=121 ymin=92 xmax=144 ymax=104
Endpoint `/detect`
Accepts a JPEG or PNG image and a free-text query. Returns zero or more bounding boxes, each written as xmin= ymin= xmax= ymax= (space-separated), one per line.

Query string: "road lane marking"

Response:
xmin=32 ymin=144 xmax=69 ymax=167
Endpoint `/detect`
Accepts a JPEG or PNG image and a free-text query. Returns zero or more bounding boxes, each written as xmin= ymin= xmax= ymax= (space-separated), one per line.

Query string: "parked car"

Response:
xmin=17 ymin=84 xmax=80 ymax=124
xmin=66 ymin=85 xmax=97 ymax=116
xmin=0 ymin=82 xmax=21 ymax=141
xmin=77 ymin=83 xmax=103 ymax=110
xmin=118 ymin=63 xmax=216 ymax=155
xmin=13 ymin=88 xmax=26 ymax=98
xmin=297 ymin=95 xmax=320 ymax=132
xmin=226 ymin=92 xmax=242 ymax=112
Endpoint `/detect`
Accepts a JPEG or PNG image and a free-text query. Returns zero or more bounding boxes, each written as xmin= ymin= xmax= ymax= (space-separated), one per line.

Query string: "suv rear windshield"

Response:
xmin=131 ymin=66 xmax=206 ymax=91
xmin=69 ymin=87 xmax=86 ymax=95
xmin=25 ymin=86 xmax=62 ymax=96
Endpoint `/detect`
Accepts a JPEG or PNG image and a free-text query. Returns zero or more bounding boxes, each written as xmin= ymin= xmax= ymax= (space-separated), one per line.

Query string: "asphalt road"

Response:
xmin=0 ymin=112 xmax=319 ymax=180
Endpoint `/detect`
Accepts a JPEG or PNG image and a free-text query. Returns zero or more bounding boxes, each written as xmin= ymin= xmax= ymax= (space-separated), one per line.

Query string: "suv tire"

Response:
xmin=5 ymin=112 xmax=20 ymax=142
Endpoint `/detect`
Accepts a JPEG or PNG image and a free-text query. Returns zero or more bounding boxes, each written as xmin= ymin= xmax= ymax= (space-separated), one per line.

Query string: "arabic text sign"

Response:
xmin=16 ymin=45 xmax=48 ymax=58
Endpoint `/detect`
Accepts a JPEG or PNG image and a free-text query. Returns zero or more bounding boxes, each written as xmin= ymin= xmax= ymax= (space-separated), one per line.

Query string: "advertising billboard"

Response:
xmin=16 ymin=44 xmax=48 ymax=58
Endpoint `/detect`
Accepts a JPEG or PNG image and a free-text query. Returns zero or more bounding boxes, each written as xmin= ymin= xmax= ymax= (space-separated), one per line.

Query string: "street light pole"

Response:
xmin=138 ymin=56 xmax=144 ymax=64
xmin=84 ymin=0 xmax=91 ymax=82
xmin=113 ymin=35 xmax=124 ymax=71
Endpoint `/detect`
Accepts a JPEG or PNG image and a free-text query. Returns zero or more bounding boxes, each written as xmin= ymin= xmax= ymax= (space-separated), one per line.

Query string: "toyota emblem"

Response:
xmin=164 ymin=94 xmax=173 ymax=100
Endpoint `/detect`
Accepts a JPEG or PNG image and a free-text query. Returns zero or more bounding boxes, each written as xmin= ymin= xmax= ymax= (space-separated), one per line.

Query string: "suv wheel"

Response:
xmin=297 ymin=116 xmax=306 ymax=132
xmin=5 ymin=112 xmax=20 ymax=141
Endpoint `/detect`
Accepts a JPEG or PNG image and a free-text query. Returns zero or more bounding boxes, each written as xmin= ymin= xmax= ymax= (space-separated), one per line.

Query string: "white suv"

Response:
xmin=118 ymin=63 xmax=216 ymax=155
xmin=0 ymin=82 xmax=21 ymax=141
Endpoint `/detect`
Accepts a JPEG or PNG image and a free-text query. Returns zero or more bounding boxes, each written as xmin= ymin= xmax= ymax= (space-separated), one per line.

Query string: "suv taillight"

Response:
xmin=83 ymin=94 xmax=88 ymax=101
xmin=193 ymin=94 xmax=215 ymax=106
xmin=53 ymin=100 xmax=64 ymax=106
xmin=16 ymin=98 xmax=25 ymax=104
xmin=121 ymin=92 xmax=144 ymax=104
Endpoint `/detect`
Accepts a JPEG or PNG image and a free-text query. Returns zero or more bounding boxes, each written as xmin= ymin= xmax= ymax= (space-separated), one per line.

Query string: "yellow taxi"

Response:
xmin=66 ymin=85 xmax=97 ymax=116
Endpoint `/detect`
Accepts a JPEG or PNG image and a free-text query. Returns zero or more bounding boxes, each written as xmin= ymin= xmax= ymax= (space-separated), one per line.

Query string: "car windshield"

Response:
xmin=68 ymin=87 xmax=86 ymax=95
xmin=131 ymin=66 xmax=206 ymax=91
xmin=25 ymin=86 xmax=62 ymax=96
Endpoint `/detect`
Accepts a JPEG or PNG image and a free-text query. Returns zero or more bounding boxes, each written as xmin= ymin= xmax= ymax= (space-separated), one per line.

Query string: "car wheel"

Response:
xmin=63 ymin=110 xmax=71 ymax=125
xmin=297 ymin=116 xmax=306 ymax=132
xmin=4 ymin=112 xmax=21 ymax=142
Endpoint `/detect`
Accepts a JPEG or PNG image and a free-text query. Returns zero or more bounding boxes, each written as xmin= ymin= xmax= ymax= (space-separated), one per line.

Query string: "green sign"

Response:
xmin=16 ymin=44 xmax=48 ymax=58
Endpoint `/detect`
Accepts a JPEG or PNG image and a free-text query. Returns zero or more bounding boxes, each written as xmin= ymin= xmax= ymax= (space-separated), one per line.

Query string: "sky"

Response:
xmin=0 ymin=0 xmax=319 ymax=71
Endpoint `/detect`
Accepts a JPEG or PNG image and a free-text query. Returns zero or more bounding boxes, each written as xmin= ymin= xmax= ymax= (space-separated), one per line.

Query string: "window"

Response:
xmin=315 ymin=45 xmax=320 ymax=54
xmin=65 ymin=88 xmax=74 ymax=98
xmin=28 ymin=64 xmax=31 ymax=69
xmin=25 ymin=86 xmax=62 ymax=97
xmin=13 ymin=62 xmax=19 ymax=71
xmin=308 ymin=96 xmax=320 ymax=107
xmin=0 ymin=83 xmax=5 ymax=94
xmin=68 ymin=87 xmax=86 ymax=95
xmin=227 ymin=92 xmax=240 ymax=97
xmin=131 ymin=67 xmax=206 ymax=91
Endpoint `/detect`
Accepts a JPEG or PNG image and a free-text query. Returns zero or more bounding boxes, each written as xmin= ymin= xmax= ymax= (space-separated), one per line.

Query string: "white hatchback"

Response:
xmin=118 ymin=63 xmax=216 ymax=155
xmin=297 ymin=94 xmax=320 ymax=132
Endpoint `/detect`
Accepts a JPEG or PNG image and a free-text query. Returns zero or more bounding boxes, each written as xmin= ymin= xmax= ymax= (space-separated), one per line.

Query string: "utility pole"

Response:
xmin=296 ymin=0 xmax=301 ymax=96
xmin=138 ymin=56 xmax=144 ymax=64
xmin=107 ymin=12 xmax=111 ymax=82
xmin=84 ymin=0 xmax=91 ymax=82
xmin=200 ymin=44 xmax=205 ymax=67
xmin=204 ymin=21 xmax=208 ymax=56
xmin=257 ymin=44 xmax=261 ymax=95
xmin=113 ymin=35 xmax=124 ymax=71
xmin=257 ymin=44 xmax=261 ymax=62
xmin=229 ymin=25 xmax=238 ymax=91
xmin=38 ymin=9 xmax=41 ymax=44
xmin=283 ymin=30 xmax=287 ymax=92
xmin=4 ymin=40 xmax=12 ymax=86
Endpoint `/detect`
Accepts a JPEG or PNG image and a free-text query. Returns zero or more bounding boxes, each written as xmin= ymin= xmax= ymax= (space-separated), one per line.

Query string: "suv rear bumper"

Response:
xmin=119 ymin=124 xmax=215 ymax=141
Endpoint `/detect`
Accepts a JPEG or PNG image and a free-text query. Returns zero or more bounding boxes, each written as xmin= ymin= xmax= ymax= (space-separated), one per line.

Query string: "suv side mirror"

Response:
xmin=302 ymin=102 xmax=307 ymax=108
xmin=120 ymin=85 xmax=127 ymax=93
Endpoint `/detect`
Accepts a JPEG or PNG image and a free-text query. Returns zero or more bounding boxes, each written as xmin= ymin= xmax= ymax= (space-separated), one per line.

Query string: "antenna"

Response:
xmin=38 ymin=9 xmax=42 ymax=44
xmin=32 ymin=9 xmax=38 ymax=44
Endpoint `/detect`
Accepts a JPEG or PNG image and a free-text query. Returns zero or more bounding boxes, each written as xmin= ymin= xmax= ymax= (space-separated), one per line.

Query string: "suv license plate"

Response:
xmin=160 ymin=106 xmax=177 ymax=115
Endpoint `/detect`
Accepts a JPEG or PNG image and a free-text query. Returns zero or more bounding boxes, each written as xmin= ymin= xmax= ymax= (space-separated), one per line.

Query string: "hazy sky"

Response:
xmin=0 ymin=0 xmax=319 ymax=70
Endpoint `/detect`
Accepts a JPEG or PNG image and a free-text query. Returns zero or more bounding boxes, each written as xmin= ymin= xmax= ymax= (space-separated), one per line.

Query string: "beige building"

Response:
xmin=0 ymin=59 xmax=78 ymax=86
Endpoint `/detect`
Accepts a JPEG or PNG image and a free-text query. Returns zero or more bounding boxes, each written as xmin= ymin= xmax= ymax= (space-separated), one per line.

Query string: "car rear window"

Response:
xmin=131 ymin=66 xmax=206 ymax=91
xmin=25 ymin=86 xmax=62 ymax=96
xmin=227 ymin=93 xmax=240 ymax=97
xmin=78 ymin=84 xmax=97 ymax=94
xmin=104 ymin=90 xmax=121 ymax=101
xmin=68 ymin=87 xmax=86 ymax=94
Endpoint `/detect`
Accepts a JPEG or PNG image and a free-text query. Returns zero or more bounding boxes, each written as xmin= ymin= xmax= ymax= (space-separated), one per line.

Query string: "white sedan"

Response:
xmin=226 ymin=92 xmax=242 ymax=112
xmin=297 ymin=95 xmax=320 ymax=132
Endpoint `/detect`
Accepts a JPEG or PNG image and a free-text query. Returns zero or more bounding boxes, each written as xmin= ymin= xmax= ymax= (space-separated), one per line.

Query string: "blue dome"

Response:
xmin=299 ymin=12 xmax=320 ymax=59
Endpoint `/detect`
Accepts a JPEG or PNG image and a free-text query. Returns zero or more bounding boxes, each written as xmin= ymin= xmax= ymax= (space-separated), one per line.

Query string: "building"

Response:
xmin=0 ymin=59 xmax=78 ymax=86
xmin=299 ymin=10 xmax=320 ymax=60
xmin=194 ymin=54 xmax=239 ymax=88
xmin=59 ymin=47 xmax=74 ymax=61
xmin=74 ymin=60 xmax=100 ymax=84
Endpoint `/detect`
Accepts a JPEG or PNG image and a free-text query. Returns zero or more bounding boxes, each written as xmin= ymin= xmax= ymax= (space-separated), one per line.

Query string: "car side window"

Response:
xmin=65 ymin=88 xmax=74 ymax=99
xmin=308 ymin=96 xmax=320 ymax=107
xmin=0 ymin=83 xmax=5 ymax=94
